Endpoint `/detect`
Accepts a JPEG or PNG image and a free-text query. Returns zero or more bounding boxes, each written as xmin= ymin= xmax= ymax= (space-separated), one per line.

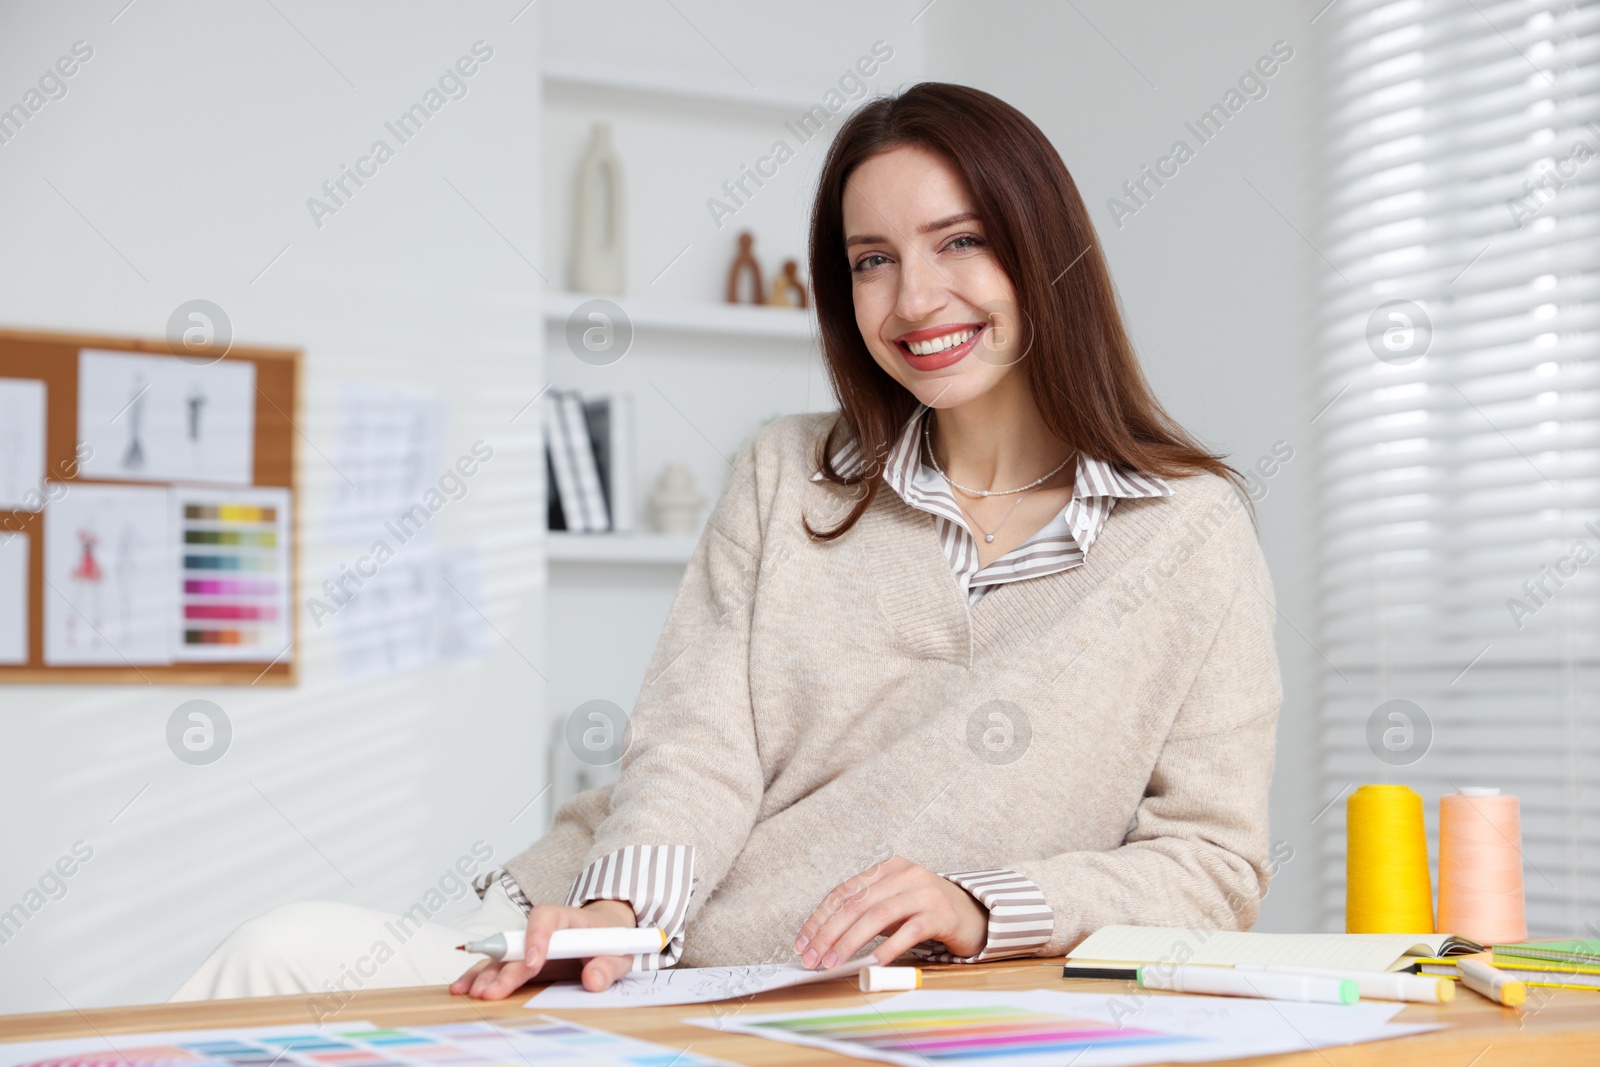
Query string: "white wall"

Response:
xmin=0 ymin=1 xmax=548 ymax=1013
xmin=920 ymin=0 xmax=1322 ymax=933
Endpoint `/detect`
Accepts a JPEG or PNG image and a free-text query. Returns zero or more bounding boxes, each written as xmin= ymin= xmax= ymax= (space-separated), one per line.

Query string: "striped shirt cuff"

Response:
xmin=908 ymin=868 xmax=1054 ymax=964
xmin=471 ymin=868 xmax=534 ymax=912
xmin=564 ymin=844 xmax=696 ymax=971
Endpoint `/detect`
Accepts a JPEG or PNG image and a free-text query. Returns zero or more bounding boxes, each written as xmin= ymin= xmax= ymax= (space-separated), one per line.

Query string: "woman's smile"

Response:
xmin=893 ymin=321 xmax=987 ymax=372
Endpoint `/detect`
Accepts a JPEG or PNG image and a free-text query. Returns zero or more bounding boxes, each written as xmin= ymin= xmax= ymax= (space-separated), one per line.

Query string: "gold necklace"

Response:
xmin=923 ymin=420 xmax=1073 ymax=497
xmin=952 ymin=485 xmax=1039 ymax=544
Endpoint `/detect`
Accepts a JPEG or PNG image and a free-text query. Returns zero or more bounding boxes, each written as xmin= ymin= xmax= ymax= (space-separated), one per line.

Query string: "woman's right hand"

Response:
xmin=449 ymin=898 xmax=638 ymax=999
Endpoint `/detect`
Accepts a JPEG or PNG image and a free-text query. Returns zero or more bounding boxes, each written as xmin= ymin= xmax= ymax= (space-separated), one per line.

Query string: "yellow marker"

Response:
xmin=860 ymin=966 xmax=921 ymax=992
xmin=1458 ymin=958 xmax=1527 ymax=1007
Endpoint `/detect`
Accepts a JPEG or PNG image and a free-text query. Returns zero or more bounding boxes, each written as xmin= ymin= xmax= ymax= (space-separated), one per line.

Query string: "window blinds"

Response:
xmin=1315 ymin=0 xmax=1599 ymax=936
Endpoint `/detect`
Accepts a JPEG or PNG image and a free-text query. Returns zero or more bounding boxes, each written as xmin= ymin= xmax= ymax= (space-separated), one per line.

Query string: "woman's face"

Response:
xmin=842 ymin=144 xmax=1025 ymax=410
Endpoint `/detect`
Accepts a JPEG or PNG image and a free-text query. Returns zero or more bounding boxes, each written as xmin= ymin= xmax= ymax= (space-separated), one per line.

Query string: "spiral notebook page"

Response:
xmin=1068 ymin=926 xmax=1477 ymax=973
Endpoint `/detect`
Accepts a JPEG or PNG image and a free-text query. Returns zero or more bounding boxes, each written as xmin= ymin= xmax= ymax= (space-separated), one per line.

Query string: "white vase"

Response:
xmin=646 ymin=463 xmax=706 ymax=535
xmin=572 ymin=123 xmax=625 ymax=295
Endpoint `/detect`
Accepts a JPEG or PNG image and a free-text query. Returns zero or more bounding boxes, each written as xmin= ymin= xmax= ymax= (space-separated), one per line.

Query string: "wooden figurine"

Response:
xmin=766 ymin=259 xmax=808 ymax=308
xmin=572 ymin=122 xmax=625 ymax=295
xmin=725 ymin=231 xmax=764 ymax=304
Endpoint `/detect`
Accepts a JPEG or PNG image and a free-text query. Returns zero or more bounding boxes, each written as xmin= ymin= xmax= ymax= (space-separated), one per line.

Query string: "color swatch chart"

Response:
xmin=715 ymin=1003 xmax=1192 ymax=1065
xmin=0 ymin=1019 xmax=735 ymax=1067
xmin=172 ymin=486 xmax=291 ymax=661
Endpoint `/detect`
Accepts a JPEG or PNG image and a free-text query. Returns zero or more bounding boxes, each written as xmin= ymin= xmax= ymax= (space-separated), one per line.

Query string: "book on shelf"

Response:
xmin=543 ymin=391 xmax=590 ymax=532
xmin=544 ymin=389 xmax=636 ymax=536
xmin=582 ymin=391 xmax=636 ymax=533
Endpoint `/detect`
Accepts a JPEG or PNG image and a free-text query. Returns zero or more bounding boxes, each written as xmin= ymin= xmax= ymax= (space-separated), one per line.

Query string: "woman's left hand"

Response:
xmin=794 ymin=855 xmax=987 ymax=968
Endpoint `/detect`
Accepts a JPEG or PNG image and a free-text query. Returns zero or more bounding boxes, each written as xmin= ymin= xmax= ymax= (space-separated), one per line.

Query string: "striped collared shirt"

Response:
xmin=812 ymin=404 xmax=1171 ymax=605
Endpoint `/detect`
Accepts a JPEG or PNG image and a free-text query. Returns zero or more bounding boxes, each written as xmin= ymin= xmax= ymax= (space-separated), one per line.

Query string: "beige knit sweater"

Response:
xmin=506 ymin=411 xmax=1282 ymax=965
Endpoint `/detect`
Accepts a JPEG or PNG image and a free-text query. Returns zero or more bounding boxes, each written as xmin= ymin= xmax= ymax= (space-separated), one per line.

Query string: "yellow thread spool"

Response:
xmin=1346 ymin=784 xmax=1435 ymax=933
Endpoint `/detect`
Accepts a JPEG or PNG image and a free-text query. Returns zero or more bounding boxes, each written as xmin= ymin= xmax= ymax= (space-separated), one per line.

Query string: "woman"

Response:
xmin=172 ymin=82 xmax=1280 ymax=1005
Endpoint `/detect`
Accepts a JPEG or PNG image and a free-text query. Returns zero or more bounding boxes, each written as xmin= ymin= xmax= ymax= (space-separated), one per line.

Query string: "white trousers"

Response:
xmin=168 ymin=881 xmax=527 ymax=1004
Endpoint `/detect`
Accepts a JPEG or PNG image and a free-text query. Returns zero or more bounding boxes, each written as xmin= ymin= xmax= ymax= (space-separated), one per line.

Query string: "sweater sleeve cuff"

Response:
xmin=908 ymin=868 xmax=1053 ymax=963
xmin=564 ymin=844 xmax=696 ymax=970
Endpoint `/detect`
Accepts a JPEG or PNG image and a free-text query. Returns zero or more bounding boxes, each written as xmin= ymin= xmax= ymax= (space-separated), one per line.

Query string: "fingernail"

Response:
xmin=795 ymin=936 xmax=808 ymax=952
xmin=802 ymin=949 xmax=818 ymax=968
xmin=822 ymin=952 xmax=837 ymax=968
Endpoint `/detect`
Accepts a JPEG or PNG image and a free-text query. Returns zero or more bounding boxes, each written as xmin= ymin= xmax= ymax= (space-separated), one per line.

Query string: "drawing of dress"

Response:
xmin=187 ymin=384 xmax=206 ymax=441
xmin=69 ymin=529 xmax=105 ymax=648
xmin=115 ymin=523 xmax=139 ymax=646
xmin=72 ymin=530 xmax=102 ymax=582
xmin=122 ymin=375 xmax=147 ymax=470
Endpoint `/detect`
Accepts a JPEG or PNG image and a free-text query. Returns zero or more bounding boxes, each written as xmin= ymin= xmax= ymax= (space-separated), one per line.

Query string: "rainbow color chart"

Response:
xmin=1 ymin=1019 xmax=734 ymax=1067
xmin=709 ymin=1003 xmax=1195 ymax=1066
xmin=172 ymin=487 xmax=291 ymax=661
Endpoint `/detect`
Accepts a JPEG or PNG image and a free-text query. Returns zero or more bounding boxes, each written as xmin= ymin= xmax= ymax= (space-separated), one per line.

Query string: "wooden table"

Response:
xmin=2 ymin=959 xmax=1597 ymax=1065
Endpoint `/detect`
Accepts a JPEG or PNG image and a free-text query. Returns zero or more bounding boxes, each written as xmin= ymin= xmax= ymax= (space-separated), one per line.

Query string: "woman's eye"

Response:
xmin=947 ymin=235 xmax=982 ymax=251
xmin=853 ymin=253 xmax=889 ymax=272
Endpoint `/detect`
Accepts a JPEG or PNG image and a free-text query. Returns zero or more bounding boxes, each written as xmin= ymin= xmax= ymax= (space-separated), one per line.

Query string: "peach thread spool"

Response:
xmin=1346 ymin=784 xmax=1435 ymax=933
xmin=1438 ymin=787 xmax=1528 ymax=944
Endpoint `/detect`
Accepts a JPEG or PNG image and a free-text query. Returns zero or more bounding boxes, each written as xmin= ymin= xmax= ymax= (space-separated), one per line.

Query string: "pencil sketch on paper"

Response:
xmin=77 ymin=349 xmax=254 ymax=486
xmin=525 ymin=959 xmax=872 ymax=1009
xmin=0 ymin=378 xmax=47 ymax=509
xmin=44 ymin=484 xmax=174 ymax=665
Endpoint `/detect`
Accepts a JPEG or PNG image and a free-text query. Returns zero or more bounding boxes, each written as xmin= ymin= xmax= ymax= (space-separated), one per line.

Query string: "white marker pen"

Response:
xmin=1138 ymin=965 xmax=1357 ymax=1005
xmin=1237 ymin=964 xmax=1454 ymax=1003
xmin=456 ymin=927 xmax=667 ymax=961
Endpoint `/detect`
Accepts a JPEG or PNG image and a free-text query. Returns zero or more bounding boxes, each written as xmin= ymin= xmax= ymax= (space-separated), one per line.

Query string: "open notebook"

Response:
xmin=1068 ymin=926 xmax=1484 ymax=974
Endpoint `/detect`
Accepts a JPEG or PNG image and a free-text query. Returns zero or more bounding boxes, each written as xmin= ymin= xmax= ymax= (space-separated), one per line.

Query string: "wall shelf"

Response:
xmin=542 ymin=64 xmax=819 ymax=116
xmin=545 ymin=290 xmax=814 ymax=341
xmin=546 ymin=532 xmax=698 ymax=565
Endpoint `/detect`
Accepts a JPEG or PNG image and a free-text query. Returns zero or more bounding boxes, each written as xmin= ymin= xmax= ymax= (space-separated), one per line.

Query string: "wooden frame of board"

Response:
xmin=0 ymin=326 xmax=300 ymax=685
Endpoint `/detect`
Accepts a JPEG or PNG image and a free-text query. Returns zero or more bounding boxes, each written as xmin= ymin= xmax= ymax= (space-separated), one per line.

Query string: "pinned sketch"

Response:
xmin=0 ymin=533 xmax=27 ymax=664
xmin=44 ymin=484 xmax=174 ymax=665
xmin=172 ymin=486 xmax=292 ymax=662
xmin=0 ymin=378 xmax=46 ymax=508
xmin=77 ymin=349 xmax=254 ymax=485
xmin=325 ymin=383 xmax=446 ymax=543
xmin=323 ymin=546 xmax=490 ymax=680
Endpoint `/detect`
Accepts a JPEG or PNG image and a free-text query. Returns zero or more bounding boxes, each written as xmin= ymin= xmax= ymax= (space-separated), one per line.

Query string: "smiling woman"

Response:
xmin=169 ymin=82 xmax=1281 ymax=1006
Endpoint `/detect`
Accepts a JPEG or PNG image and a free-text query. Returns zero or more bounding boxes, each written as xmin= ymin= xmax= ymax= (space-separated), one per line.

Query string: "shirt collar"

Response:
xmin=810 ymin=405 xmax=1172 ymax=503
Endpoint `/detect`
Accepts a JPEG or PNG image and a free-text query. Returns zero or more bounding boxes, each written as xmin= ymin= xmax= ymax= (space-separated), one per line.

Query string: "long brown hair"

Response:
xmin=806 ymin=82 xmax=1239 ymax=540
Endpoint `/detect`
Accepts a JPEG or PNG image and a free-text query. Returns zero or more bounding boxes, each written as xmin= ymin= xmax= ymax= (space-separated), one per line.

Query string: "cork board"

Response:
xmin=0 ymin=326 xmax=299 ymax=685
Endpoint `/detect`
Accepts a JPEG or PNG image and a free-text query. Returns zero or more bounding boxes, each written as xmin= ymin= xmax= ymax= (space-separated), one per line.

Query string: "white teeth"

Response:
xmin=907 ymin=327 xmax=977 ymax=356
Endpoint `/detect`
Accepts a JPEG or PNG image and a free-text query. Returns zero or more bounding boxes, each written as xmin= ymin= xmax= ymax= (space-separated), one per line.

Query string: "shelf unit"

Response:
xmin=544 ymin=289 xmax=815 ymax=340
xmin=546 ymin=532 xmax=698 ymax=565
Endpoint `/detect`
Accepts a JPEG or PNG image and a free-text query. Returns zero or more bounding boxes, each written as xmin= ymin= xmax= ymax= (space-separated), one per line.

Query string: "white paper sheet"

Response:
xmin=324 ymin=382 xmax=446 ymax=544
xmin=0 ymin=532 xmax=27 ymax=664
xmin=324 ymin=545 xmax=488 ymax=680
xmin=43 ymin=483 xmax=174 ymax=665
xmin=686 ymin=988 xmax=1443 ymax=1067
xmin=76 ymin=349 xmax=255 ymax=485
xmin=171 ymin=486 xmax=292 ymax=662
xmin=526 ymin=958 xmax=872 ymax=1008
xmin=0 ymin=378 xmax=46 ymax=508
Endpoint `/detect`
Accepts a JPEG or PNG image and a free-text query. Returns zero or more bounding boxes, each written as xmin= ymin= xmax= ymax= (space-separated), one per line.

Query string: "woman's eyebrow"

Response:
xmin=845 ymin=212 xmax=981 ymax=248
